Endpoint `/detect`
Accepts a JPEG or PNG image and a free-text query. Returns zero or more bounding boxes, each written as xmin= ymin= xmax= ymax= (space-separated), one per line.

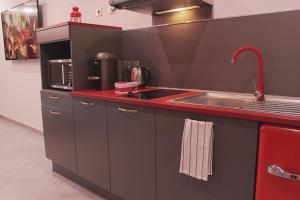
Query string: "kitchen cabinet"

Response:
xmin=107 ymin=102 xmax=156 ymax=200
xmin=155 ymin=109 xmax=259 ymax=200
xmin=73 ymin=97 xmax=110 ymax=191
xmin=37 ymin=22 xmax=122 ymax=91
xmin=41 ymin=90 xmax=73 ymax=111
xmin=42 ymin=105 xmax=77 ymax=173
xmin=37 ymin=24 xmax=69 ymax=44
xmin=41 ymin=89 xmax=262 ymax=200
xmin=256 ymin=124 xmax=300 ymax=200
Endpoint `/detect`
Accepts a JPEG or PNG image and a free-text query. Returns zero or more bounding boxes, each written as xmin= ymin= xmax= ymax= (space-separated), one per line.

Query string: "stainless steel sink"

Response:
xmin=171 ymin=92 xmax=254 ymax=109
xmin=243 ymin=98 xmax=300 ymax=116
xmin=171 ymin=92 xmax=300 ymax=117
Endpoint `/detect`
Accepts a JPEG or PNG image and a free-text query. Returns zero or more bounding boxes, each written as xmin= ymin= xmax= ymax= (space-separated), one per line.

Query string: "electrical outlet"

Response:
xmin=96 ymin=8 xmax=102 ymax=17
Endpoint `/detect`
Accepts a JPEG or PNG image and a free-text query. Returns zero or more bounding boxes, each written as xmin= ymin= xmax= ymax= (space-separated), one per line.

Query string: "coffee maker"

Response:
xmin=88 ymin=52 xmax=117 ymax=90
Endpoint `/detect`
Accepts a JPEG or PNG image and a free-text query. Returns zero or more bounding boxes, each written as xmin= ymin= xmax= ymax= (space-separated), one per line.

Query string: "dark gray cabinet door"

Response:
xmin=73 ymin=97 xmax=110 ymax=191
xmin=41 ymin=90 xmax=73 ymax=111
xmin=42 ymin=106 xmax=77 ymax=173
xmin=107 ymin=102 xmax=156 ymax=200
xmin=156 ymin=109 xmax=259 ymax=200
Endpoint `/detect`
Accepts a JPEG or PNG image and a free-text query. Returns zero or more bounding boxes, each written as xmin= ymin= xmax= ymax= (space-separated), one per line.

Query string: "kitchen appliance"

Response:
xmin=127 ymin=89 xmax=188 ymax=100
xmin=128 ymin=65 xmax=151 ymax=87
xmin=256 ymin=124 xmax=300 ymax=200
xmin=109 ymin=0 xmax=213 ymax=15
xmin=88 ymin=52 xmax=117 ymax=90
xmin=116 ymin=60 xmax=139 ymax=82
xmin=48 ymin=59 xmax=73 ymax=90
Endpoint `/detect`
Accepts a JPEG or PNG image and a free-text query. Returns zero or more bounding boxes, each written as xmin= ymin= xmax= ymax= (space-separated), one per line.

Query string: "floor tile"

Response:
xmin=0 ymin=118 xmax=107 ymax=200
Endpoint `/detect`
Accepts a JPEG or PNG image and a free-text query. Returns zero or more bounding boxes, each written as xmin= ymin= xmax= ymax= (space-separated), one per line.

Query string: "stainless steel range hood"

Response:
xmin=109 ymin=0 xmax=213 ymax=15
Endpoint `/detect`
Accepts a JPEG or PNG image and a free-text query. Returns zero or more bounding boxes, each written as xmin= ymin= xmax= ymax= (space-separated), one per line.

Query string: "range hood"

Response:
xmin=109 ymin=0 xmax=213 ymax=15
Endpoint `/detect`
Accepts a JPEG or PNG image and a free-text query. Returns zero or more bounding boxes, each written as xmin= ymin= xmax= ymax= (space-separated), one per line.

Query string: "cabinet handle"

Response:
xmin=61 ymin=64 xmax=66 ymax=85
xmin=118 ymin=107 xmax=138 ymax=113
xmin=268 ymin=164 xmax=300 ymax=181
xmin=80 ymin=101 xmax=95 ymax=107
xmin=49 ymin=111 xmax=62 ymax=116
xmin=48 ymin=96 xmax=61 ymax=100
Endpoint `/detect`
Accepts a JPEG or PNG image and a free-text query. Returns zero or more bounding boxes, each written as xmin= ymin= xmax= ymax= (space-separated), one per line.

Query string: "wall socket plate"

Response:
xmin=96 ymin=8 xmax=102 ymax=17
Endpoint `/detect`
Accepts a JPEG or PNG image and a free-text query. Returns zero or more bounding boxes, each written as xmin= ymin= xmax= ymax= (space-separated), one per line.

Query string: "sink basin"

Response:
xmin=171 ymin=92 xmax=300 ymax=117
xmin=171 ymin=92 xmax=254 ymax=109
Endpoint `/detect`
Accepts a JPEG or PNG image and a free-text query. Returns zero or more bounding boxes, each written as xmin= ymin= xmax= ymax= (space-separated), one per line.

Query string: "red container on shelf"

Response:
xmin=256 ymin=124 xmax=300 ymax=200
xmin=70 ymin=7 xmax=81 ymax=23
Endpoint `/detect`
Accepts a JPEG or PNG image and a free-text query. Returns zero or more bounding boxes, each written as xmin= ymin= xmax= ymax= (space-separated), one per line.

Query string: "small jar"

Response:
xmin=70 ymin=7 xmax=81 ymax=23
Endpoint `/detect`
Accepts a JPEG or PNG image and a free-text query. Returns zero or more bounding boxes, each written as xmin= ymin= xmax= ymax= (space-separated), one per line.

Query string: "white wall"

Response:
xmin=39 ymin=0 xmax=152 ymax=30
xmin=0 ymin=0 xmax=43 ymax=131
xmin=1 ymin=0 xmax=300 ymax=131
xmin=214 ymin=0 xmax=300 ymax=19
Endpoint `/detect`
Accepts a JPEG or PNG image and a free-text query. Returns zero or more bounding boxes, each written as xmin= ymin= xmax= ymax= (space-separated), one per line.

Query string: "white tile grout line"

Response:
xmin=0 ymin=115 xmax=43 ymax=136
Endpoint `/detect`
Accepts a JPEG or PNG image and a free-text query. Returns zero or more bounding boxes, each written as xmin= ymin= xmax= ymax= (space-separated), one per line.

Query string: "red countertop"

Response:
xmin=71 ymin=89 xmax=300 ymax=128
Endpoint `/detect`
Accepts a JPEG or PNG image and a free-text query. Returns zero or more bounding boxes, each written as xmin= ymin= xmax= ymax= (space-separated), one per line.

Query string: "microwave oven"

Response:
xmin=48 ymin=59 xmax=73 ymax=90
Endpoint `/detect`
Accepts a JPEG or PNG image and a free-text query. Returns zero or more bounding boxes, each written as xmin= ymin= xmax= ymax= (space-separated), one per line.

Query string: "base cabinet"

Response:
xmin=107 ymin=102 xmax=156 ymax=200
xmin=42 ymin=105 xmax=77 ymax=173
xmin=155 ymin=109 xmax=259 ymax=200
xmin=73 ymin=97 xmax=110 ymax=191
xmin=42 ymin=95 xmax=261 ymax=200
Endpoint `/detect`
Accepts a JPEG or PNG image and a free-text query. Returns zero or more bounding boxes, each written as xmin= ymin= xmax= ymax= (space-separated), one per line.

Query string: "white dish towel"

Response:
xmin=179 ymin=119 xmax=214 ymax=181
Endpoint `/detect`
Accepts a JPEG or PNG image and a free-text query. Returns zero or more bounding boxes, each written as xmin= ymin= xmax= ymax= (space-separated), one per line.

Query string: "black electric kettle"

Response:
xmin=128 ymin=66 xmax=151 ymax=87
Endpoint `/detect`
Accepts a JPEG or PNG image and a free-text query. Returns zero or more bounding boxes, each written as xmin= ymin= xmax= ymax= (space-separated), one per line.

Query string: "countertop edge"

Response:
xmin=71 ymin=90 xmax=300 ymax=128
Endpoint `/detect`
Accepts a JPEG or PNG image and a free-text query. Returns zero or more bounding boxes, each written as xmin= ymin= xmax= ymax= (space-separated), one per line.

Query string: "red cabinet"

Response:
xmin=256 ymin=124 xmax=300 ymax=200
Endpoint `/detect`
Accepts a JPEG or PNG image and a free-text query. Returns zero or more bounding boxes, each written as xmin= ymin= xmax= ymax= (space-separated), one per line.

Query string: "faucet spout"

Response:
xmin=231 ymin=46 xmax=265 ymax=101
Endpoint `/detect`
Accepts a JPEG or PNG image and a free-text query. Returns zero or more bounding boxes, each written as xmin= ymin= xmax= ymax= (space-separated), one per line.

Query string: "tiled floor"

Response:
xmin=0 ymin=117 xmax=106 ymax=200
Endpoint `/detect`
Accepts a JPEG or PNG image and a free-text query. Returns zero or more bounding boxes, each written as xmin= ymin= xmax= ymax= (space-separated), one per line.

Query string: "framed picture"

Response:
xmin=1 ymin=0 xmax=39 ymax=60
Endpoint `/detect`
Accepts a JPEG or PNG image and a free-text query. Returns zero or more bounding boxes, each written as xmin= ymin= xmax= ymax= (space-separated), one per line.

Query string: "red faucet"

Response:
xmin=231 ymin=46 xmax=265 ymax=101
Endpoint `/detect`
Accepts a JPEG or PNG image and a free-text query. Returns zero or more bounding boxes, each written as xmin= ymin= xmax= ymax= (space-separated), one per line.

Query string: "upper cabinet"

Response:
xmin=37 ymin=24 xmax=70 ymax=44
xmin=37 ymin=22 xmax=122 ymax=91
xmin=36 ymin=22 xmax=122 ymax=44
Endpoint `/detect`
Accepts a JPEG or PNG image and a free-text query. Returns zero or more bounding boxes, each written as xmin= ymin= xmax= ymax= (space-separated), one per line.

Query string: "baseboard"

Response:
xmin=0 ymin=115 xmax=43 ymax=135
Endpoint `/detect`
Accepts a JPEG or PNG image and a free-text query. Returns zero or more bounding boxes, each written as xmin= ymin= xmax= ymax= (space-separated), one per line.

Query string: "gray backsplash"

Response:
xmin=122 ymin=10 xmax=300 ymax=97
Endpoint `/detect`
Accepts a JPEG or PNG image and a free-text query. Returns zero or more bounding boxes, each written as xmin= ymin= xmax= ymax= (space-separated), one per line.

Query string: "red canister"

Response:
xmin=70 ymin=7 xmax=81 ymax=23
